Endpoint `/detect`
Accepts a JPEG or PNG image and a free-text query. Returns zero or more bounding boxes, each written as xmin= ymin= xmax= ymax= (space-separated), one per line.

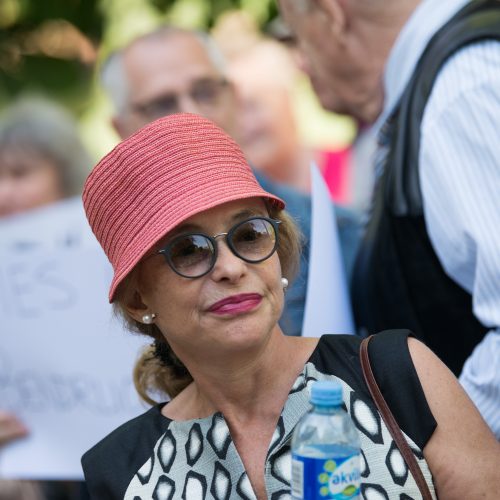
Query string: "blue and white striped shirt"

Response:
xmin=379 ymin=0 xmax=500 ymax=437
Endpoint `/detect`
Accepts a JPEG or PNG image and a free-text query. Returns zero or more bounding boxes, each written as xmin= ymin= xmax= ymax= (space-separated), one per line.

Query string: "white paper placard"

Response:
xmin=0 ymin=197 xmax=95 ymax=251
xmin=301 ymin=164 xmax=355 ymax=337
xmin=0 ymin=200 xmax=147 ymax=479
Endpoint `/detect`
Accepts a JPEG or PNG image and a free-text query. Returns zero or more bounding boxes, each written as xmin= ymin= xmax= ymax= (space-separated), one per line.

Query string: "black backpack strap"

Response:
xmin=385 ymin=0 xmax=500 ymax=216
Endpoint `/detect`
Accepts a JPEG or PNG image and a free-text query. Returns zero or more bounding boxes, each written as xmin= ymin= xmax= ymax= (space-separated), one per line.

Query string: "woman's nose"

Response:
xmin=210 ymin=239 xmax=246 ymax=283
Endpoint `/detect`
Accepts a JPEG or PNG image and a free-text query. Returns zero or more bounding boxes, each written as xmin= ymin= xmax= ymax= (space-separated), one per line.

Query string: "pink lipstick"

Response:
xmin=207 ymin=293 xmax=262 ymax=315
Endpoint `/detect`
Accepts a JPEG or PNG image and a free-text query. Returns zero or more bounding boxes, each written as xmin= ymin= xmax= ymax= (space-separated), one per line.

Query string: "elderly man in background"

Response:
xmin=279 ymin=0 xmax=500 ymax=437
xmin=99 ymin=26 xmax=360 ymax=338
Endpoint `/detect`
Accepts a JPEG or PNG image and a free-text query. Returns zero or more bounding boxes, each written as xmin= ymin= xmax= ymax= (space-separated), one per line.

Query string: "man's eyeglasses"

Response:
xmin=157 ymin=217 xmax=281 ymax=278
xmin=132 ymin=77 xmax=229 ymax=120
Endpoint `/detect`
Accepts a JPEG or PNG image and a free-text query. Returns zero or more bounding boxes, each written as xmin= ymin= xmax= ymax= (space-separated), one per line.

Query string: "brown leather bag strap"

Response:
xmin=360 ymin=336 xmax=433 ymax=500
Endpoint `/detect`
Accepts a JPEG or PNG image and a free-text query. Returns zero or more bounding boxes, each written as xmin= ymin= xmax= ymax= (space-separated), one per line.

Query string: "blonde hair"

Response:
xmin=114 ymin=206 xmax=302 ymax=404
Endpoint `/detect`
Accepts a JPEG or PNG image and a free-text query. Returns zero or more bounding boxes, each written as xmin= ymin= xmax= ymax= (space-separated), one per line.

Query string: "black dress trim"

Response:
xmin=308 ymin=331 xmax=437 ymax=449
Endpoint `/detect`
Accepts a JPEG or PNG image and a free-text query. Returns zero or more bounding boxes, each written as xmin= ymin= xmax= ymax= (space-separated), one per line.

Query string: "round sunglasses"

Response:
xmin=157 ymin=216 xmax=282 ymax=278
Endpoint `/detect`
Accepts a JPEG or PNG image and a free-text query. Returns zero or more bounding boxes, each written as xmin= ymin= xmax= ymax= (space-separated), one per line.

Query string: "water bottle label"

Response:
xmin=291 ymin=453 xmax=360 ymax=499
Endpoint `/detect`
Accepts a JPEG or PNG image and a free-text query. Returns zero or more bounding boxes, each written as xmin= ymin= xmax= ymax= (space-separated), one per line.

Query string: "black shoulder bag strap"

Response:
xmin=360 ymin=336 xmax=433 ymax=500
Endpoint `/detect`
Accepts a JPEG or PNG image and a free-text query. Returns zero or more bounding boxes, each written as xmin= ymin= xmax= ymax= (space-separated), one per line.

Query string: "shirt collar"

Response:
xmin=374 ymin=0 xmax=471 ymax=134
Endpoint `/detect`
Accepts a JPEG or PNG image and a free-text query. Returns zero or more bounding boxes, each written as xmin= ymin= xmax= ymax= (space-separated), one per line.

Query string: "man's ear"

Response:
xmin=316 ymin=0 xmax=347 ymax=39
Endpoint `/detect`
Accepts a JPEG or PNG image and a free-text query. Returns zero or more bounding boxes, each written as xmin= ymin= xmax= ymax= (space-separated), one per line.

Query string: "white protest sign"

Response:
xmin=0 ymin=199 xmax=147 ymax=479
xmin=0 ymin=197 xmax=95 ymax=251
xmin=302 ymin=164 xmax=355 ymax=337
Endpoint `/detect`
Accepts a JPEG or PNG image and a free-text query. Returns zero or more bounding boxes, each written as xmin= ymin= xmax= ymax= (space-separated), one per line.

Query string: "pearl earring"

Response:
xmin=281 ymin=277 xmax=289 ymax=291
xmin=142 ymin=313 xmax=156 ymax=324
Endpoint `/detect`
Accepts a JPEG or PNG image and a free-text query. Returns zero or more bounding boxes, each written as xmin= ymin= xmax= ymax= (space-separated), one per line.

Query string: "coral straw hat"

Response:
xmin=83 ymin=113 xmax=285 ymax=302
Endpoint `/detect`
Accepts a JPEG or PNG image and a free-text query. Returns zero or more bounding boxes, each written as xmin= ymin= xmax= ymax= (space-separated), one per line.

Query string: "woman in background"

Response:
xmin=0 ymin=97 xmax=90 ymax=500
xmin=0 ymin=97 xmax=89 ymax=218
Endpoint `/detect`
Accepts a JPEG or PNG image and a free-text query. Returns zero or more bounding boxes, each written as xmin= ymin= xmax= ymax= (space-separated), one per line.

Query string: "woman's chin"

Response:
xmin=213 ymin=317 xmax=277 ymax=350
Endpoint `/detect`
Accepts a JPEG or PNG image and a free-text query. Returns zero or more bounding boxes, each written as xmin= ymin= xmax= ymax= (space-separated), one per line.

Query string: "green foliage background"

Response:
xmin=0 ymin=0 xmax=354 ymax=161
xmin=0 ymin=0 xmax=277 ymax=105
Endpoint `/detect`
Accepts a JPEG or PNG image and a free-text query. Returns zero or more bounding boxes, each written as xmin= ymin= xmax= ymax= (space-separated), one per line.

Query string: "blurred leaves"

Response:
xmin=0 ymin=0 xmax=103 ymax=38
xmin=0 ymin=0 xmax=102 ymax=106
xmin=151 ymin=0 xmax=271 ymax=28
xmin=0 ymin=0 xmax=278 ymax=109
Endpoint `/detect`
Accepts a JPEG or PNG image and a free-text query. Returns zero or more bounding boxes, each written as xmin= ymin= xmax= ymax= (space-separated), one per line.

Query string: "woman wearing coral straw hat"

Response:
xmin=81 ymin=114 xmax=499 ymax=499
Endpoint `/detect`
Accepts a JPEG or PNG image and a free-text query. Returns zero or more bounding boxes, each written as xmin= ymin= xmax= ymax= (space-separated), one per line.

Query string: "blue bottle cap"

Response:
xmin=310 ymin=380 xmax=343 ymax=406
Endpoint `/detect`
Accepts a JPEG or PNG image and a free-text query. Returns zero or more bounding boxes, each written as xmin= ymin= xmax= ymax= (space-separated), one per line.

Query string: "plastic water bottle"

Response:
xmin=291 ymin=380 xmax=361 ymax=499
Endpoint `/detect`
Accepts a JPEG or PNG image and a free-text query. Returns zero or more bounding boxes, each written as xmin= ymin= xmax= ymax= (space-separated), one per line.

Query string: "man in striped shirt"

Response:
xmin=279 ymin=0 xmax=500 ymax=437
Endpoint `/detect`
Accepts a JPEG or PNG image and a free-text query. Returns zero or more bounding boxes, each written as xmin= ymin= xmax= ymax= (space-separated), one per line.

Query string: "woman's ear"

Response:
xmin=124 ymin=290 xmax=150 ymax=324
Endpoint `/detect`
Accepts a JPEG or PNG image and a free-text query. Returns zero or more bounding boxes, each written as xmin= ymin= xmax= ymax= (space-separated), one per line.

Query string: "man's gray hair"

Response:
xmin=0 ymin=97 xmax=91 ymax=197
xmin=100 ymin=26 xmax=227 ymax=117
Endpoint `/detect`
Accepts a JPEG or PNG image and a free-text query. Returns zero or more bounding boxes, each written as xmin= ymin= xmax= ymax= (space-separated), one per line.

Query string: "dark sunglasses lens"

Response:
xmin=168 ymin=235 xmax=214 ymax=277
xmin=231 ymin=219 xmax=277 ymax=262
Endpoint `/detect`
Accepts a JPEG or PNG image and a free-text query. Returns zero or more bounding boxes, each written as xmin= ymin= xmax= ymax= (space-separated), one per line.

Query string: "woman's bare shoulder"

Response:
xmin=407 ymin=338 xmax=500 ymax=498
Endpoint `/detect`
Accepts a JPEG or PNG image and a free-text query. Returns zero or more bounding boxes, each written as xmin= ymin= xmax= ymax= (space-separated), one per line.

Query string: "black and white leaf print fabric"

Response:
xmin=123 ymin=361 xmax=435 ymax=499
